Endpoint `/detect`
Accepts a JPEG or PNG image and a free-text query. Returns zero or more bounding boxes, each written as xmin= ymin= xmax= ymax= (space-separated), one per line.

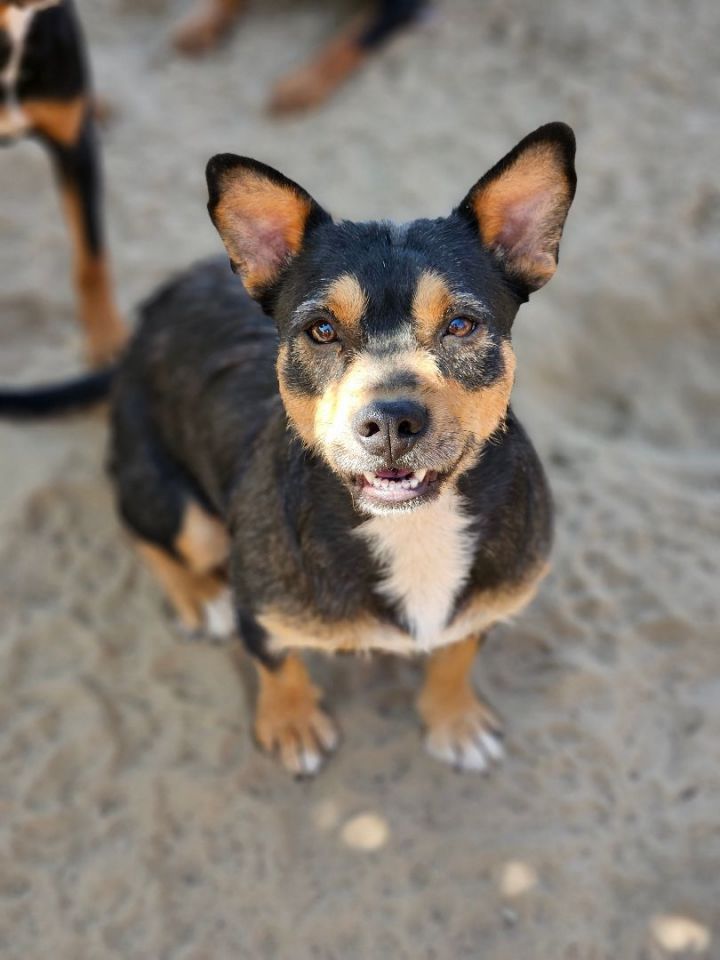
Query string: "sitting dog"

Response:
xmin=109 ymin=123 xmax=576 ymax=775
xmin=173 ymin=0 xmax=428 ymax=114
xmin=0 ymin=0 xmax=125 ymax=365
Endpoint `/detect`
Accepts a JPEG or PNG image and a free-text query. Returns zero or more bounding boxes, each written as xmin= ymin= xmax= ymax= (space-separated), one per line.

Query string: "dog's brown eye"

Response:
xmin=445 ymin=317 xmax=476 ymax=338
xmin=308 ymin=320 xmax=338 ymax=343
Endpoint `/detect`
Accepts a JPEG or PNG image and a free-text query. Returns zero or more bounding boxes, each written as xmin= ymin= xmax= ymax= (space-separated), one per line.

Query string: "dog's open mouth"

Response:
xmin=355 ymin=468 xmax=440 ymax=504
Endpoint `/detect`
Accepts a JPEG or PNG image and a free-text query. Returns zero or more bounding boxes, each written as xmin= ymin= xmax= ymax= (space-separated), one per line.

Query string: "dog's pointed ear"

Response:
xmin=457 ymin=123 xmax=576 ymax=294
xmin=206 ymin=155 xmax=330 ymax=298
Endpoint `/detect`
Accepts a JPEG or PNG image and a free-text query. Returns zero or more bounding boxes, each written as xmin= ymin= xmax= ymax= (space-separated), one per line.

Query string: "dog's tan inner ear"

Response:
xmin=469 ymin=141 xmax=574 ymax=291
xmin=212 ymin=171 xmax=313 ymax=295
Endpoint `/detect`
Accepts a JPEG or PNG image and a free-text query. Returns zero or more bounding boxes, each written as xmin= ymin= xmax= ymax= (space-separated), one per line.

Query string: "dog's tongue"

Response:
xmin=375 ymin=469 xmax=413 ymax=480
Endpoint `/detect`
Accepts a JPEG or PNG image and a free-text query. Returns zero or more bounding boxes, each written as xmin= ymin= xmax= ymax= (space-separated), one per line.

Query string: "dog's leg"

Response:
xmin=135 ymin=500 xmax=233 ymax=641
xmin=254 ymin=654 xmax=339 ymax=777
xmin=172 ymin=0 xmax=246 ymax=55
xmin=416 ymin=635 xmax=504 ymax=773
xmin=32 ymin=100 xmax=126 ymax=366
xmin=136 ymin=540 xmax=227 ymax=633
xmin=268 ymin=0 xmax=427 ymax=114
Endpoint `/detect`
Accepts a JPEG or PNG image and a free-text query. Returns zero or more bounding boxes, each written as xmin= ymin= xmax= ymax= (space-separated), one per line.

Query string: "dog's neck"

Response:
xmin=275 ymin=432 xmax=478 ymax=642
xmin=356 ymin=488 xmax=476 ymax=647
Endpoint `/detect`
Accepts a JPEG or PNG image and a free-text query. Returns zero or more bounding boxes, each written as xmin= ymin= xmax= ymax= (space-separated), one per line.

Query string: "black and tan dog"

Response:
xmin=109 ymin=122 xmax=576 ymax=776
xmin=0 ymin=0 xmax=125 ymax=365
xmin=173 ymin=0 xmax=427 ymax=114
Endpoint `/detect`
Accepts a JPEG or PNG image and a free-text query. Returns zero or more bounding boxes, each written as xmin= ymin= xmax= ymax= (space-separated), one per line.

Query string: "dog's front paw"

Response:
xmin=422 ymin=698 xmax=504 ymax=773
xmin=254 ymin=654 xmax=339 ymax=776
xmin=256 ymin=706 xmax=339 ymax=776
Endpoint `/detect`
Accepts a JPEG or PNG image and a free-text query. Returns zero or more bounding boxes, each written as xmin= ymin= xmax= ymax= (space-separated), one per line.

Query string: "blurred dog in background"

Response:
xmin=173 ymin=0 xmax=428 ymax=113
xmin=0 ymin=0 xmax=125 ymax=366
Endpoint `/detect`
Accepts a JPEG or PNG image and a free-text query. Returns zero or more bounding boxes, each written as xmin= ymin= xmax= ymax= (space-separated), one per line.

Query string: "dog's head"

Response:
xmin=207 ymin=123 xmax=576 ymax=516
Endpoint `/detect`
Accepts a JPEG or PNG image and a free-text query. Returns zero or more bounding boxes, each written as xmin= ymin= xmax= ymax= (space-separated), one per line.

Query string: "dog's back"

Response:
xmin=110 ymin=256 xmax=280 ymax=518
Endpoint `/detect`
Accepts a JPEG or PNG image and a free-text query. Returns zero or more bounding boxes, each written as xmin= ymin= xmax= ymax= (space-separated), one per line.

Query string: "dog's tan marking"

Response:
xmin=377 ymin=345 xmax=513 ymax=450
xmin=357 ymin=343 xmax=515 ymax=449
xmin=280 ymin=339 xmax=515 ymax=466
xmin=135 ymin=540 xmax=227 ymax=633
xmin=59 ymin=185 xmax=127 ymax=365
xmin=23 ymin=96 xmax=87 ymax=145
xmin=417 ymin=635 xmax=504 ymax=771
xmin=0 ymin=8 xmax=124 ymax=363
xmin=411 ymin=269 xmax=453 ymax=341
xmin=212 ymin=170 xmax=313 ymax=295
xmin=469 ymin=141 xmax=574 ymax=288
xmin=278 ymin=347 xmax=386 ymax=451
xmin=417 ymin=635 xmax=484 ymax=727
xmin=254 ymin=654 xmax=338 ymax=775
xmin=277 ymin=276 xmax=369 ymax=443
xmin=268 ymin=21 xmax=366 ymax=115
xmin=260 ymin=609 xmax=384 ymax=656
xmin=172 ymin=0 xmax=245 ymax=55
xmin=276 ymin=343 xmax=320 ymax=447
xmin=312 ymin=351 xmax=384 ymax=445
xmin=325 ymin=273 xmax=367 ymax=331
xmin=175 ymin=501 xmax=230 ymax=575
xmin=442 ymin=341 xmax=517 ymax=444
xmin=260 ymin=562 xmax=547 ymax=657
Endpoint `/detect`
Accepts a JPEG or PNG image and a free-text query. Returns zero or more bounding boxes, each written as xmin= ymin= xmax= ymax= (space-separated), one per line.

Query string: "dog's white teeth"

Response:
xmin=362 ymin=470 xmax=428 ymax=493
xmin=364 ymin=473 xmax=387 ymax=490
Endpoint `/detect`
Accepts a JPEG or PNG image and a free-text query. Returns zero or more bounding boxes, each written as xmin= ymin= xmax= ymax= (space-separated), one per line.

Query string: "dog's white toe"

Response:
xmin=424 ymin=700 xmax=504 ymax=773
xmin=202 ymin=588 xmax=235 ymax=641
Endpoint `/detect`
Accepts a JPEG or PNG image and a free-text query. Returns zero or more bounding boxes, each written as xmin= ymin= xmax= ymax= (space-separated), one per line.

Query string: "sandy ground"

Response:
xmin=1 ymin=0 xmax=719 ymax=957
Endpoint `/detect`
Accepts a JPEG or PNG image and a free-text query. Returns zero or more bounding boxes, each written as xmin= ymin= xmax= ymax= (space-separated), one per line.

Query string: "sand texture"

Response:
xmin=1 ymin=0 xmax=719 ymax=956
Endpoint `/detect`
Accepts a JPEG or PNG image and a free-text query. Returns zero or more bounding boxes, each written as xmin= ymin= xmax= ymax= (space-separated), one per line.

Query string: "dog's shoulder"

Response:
xmin=129 ymin=255 xmax=275 ymax=371
xmin=458 ymin=409 xmax=553 ymax=597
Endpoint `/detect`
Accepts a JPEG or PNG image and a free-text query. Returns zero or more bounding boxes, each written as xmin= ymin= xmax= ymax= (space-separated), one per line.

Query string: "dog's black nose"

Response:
xmin=353 ymin=399 xmax=428 ymax=458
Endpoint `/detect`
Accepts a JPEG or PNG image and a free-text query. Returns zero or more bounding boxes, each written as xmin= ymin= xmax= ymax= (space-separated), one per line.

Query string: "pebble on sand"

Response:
xmin=499 ymin=861 xmax=538 ymax=898
xmin=650 ymin=915 xmax=711 ymax=954
xmin=340 ymin=813 xmax=389 ymax=852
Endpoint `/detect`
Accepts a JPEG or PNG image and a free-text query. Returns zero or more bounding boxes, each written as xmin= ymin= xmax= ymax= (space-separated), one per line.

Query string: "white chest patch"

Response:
xmin=357 ymin=491 xmax=476 ymax=650
xmin=0 ymin=6 xmax=36 ymax=138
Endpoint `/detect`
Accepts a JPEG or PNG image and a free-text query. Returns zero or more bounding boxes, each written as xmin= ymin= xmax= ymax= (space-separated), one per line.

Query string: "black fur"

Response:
xmin=0 ymin=0 xmax=116 ymax=401
xmin=274 ymin=216 xmax=520 ymax=408
xmin=9 ymin=1 xmax=87 ymax=103
xmin=43 ymin=115 xmax=104 ymax=253
xmin=0 ymin=365 xmax=114 ymax=416
xmin=359 ymin=0 xmax=428 ymax=50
